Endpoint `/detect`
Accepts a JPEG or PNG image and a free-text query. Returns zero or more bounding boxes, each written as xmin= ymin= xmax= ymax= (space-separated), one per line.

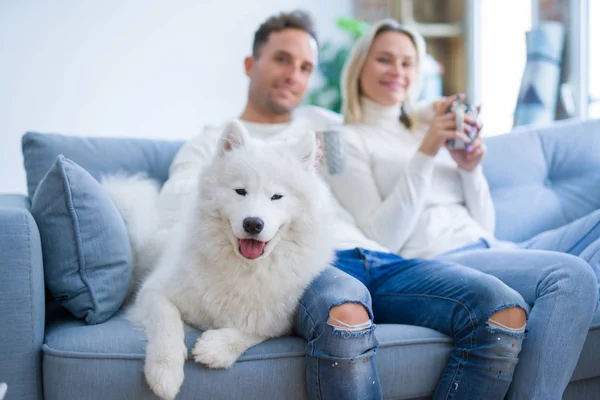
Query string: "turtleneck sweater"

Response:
xmin=322 ymin=97 xmax=497 ymax=258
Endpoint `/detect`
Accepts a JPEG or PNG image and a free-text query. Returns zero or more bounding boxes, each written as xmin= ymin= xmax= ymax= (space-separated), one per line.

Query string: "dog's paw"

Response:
xmin=192 ymin=329 xmax=242 ymax=369
xmin=144 ymin=344 xmax=187 ymax=400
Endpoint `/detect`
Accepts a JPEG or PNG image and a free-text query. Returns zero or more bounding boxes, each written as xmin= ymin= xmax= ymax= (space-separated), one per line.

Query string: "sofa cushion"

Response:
xmin=30 ymin=155 xmax=132 ymax=324
xmin=42 ymin=312 xmax=451 ymax=400
xmin=22 ymin=131 xmax=183 ymax=200
xmin=41 ymin=305 xmax=600 ymax=400
xmin=483 ymin=118 xmax=600 ymax=242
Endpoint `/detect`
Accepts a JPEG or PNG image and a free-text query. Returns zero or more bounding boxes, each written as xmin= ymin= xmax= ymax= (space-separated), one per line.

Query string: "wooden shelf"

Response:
xmin=390 ymin=0 xmax=468 ymax=96
xmin=354 ymin=0 xmax=470 ymax=97
xmin=403 ymin=22 xmax=463 ymax=38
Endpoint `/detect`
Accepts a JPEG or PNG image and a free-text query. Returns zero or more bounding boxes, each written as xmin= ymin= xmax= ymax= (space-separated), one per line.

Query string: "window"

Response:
xmin=475 ymin=0 xmax=598 ymax=135
xmin=476 ymin=0 xmax=532 ymax=135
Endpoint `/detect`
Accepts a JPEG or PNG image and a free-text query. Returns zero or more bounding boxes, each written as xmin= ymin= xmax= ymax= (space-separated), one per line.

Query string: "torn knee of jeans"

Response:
xmin=488 ymin=317 xmax=526 ymax=332
xmin=327 ymin=316 xmax=374 ymax=338
xmin=326 ymin=309 xmax=374 ymax=338
xmin=325 ymin=301 xmax=375 ymax=338
xmin=328 ymin=300 xmax=374 ymax=320
xmin=328 ymin=314 xmax=372 ymax=331
xmin=485 ymin=304 xmax=528 ymax=338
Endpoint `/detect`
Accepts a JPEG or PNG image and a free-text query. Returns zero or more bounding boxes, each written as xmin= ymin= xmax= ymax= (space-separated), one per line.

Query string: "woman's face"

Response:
xmin=359 ymin=31 xmax=418 ymax=106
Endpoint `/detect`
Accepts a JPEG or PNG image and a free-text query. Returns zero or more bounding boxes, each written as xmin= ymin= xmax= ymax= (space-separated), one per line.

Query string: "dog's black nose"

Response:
xmin=243 ymin=217 xmax=264 ymax=235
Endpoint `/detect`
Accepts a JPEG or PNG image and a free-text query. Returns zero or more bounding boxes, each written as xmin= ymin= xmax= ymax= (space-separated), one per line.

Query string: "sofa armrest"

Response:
xmin=0 ymin=194 xmax=44 ymax=400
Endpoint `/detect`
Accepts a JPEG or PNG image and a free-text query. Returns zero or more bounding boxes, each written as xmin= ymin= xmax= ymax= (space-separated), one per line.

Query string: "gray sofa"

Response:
xmin=2 ymin=117 xmax=600 ymax=399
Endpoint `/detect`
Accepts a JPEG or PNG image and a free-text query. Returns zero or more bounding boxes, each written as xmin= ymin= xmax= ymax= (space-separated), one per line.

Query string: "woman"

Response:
xmin=324 ymin=18 xmax=599 ymax=399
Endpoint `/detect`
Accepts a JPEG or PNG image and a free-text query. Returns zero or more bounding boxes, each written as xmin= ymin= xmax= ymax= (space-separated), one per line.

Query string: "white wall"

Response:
xmin=0 ymin=0 xmax=353 ymax=194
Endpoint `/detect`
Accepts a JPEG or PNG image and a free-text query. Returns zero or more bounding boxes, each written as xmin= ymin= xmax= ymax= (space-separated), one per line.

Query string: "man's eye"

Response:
xmin=235 ymin=189 xmax=247 ymax=196
xmin=271 ymin=194 xmax=283 ymax=201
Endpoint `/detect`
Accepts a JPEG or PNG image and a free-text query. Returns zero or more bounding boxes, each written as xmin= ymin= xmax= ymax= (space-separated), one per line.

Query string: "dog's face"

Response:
xmin=204 ymin=120 xmax=318 ymax=261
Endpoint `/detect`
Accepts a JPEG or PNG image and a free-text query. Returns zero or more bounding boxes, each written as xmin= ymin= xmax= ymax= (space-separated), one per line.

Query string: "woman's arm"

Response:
xmin=323 ymin=127 xmax=436 ymax=252
xmin=459 ymin=166 xmax=496 ymax=233
xmin=323 ymin=97 xmax=477 ymax=252
xmin=447 ymin=124 xmax=496 ymax=234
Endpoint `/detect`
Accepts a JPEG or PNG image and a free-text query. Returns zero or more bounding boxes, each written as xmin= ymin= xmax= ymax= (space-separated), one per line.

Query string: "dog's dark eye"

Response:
xmin=271 ymin=194 xmax=283 ymax=201
xmin=235 ymin=189 xmax=247 ymax=196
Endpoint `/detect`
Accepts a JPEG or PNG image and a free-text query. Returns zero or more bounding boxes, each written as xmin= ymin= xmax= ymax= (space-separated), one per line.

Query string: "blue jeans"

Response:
xmin=438 ymin=249 xmax=598 ymax=399
xmin=436 ymin=208 xmax=600 ymax=399
xmin=335 ymin=249 xmax=528 ymax=400
xmin=519 ymin=208 xmax=600 ymax=289
xmin=294 ymin=266 xmax=381 ymax=400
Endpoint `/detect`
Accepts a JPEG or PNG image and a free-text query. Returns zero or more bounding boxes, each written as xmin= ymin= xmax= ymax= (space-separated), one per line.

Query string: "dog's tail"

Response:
xmin=101 ymin=174 xmax=161 ymax=298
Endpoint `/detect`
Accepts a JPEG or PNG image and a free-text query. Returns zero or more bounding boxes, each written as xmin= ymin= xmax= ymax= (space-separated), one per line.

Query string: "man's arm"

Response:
xmin=156 ymin=124 xmax=224 ymax=233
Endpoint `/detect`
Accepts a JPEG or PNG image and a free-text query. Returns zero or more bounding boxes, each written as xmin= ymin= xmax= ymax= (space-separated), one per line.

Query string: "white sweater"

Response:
xmin=323 ymin=97 xmax=497 ymax=259
xmin=156 ymin=105 xmax=388 ymax=253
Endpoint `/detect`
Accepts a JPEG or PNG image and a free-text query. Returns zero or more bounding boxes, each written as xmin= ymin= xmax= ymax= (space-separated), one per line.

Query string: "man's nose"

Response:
xmin=283 ymin=63 xmax=303 ymax=83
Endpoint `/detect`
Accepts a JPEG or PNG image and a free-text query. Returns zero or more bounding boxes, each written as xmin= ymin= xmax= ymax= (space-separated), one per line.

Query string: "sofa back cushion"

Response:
xmin=22 ymin=132 xmax=183 ymax=199
xmin=483 ymin=118 xmax=600 ymax=242
xmin=21 ymin=118 xmax=600 ymax=254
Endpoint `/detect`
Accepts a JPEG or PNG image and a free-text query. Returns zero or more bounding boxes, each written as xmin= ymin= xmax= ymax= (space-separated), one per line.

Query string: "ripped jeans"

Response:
xmin=294 ymin=266 xmax=381 ymax=400
xmin=440 ymin=248 xmax=599 ymax=399
xmin=335 ymin=248 xmax=529 ymax=400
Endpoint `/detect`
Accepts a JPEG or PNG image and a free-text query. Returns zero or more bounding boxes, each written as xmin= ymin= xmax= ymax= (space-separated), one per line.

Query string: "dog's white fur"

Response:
xmin=102 ymin=121 xmax=336 ymax=400
xmin=101 ymin=174 xmax=162 ymax=300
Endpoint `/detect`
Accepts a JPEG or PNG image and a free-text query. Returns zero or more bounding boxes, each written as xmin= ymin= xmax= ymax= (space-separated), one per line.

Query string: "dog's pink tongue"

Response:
xmin=240 ymin=239 xmax=265 ymax=259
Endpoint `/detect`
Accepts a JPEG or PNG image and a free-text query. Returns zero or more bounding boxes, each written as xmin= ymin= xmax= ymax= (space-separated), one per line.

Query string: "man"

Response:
xmin=157 ymin=10 xmax=385 ymax=400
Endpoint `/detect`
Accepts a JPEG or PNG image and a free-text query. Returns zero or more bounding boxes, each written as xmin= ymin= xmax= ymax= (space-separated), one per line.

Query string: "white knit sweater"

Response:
xmin=322 ymin=98 xmax=497 ymax=258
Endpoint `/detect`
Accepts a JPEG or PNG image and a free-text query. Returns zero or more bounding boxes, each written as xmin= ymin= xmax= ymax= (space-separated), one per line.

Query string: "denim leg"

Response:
xmin=519 ymin=208 xmax=600 ymax=287
xmin=294 ymin=266 xmax=381 ymax=400
xmin=441 ymin=249 xmax=599 ymax=400
xmin=367 ymin=257 xmax=528 ymax=400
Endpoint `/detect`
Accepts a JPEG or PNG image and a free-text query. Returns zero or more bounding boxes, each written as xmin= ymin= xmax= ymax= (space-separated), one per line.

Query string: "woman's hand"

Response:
xmin=418 ymin=95 xmax=479 ymax=157
xmin=448 ymin=128 xmax=486 ymax=171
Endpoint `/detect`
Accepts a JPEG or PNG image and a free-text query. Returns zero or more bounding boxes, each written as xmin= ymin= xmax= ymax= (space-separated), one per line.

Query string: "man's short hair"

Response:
xmin=252 ymin=10 xmax=318 ymax=57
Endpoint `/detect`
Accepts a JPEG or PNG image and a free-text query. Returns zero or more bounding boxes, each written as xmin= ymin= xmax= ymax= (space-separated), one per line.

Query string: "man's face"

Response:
xmin=246 ymin=28 xmax=318 ymax=115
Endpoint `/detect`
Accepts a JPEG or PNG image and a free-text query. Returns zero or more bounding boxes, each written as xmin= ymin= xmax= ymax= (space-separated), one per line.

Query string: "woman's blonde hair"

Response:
xmin=341 ymin=19 xmax=426 ymax=127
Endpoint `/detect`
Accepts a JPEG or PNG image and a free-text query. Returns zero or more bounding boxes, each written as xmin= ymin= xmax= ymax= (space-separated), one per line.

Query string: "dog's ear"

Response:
xmin=293 ymin=131 xmax=318 ymax=170
xmin=220 ymin=120 xmax=250 ymax=155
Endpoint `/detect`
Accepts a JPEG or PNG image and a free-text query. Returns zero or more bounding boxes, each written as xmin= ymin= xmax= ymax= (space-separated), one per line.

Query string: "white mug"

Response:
xmin=317 ymin=129 xmax=346 ymax=175
xmin=447 ymin=101 xmax=478 ymax=149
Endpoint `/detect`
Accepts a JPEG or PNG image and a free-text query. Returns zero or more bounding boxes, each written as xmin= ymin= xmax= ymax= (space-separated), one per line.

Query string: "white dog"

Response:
xmin=104 ymin=121 xmax=336 ymax=400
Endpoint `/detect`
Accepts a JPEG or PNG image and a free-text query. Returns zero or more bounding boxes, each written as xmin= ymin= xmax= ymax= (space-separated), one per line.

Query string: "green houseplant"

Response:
xmin=306 ymin=17 xmax=370 ymax=113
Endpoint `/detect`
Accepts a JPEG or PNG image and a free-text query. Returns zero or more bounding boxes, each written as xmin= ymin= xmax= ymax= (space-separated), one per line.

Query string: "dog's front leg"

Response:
xmin=129 ymin=289 xmax=187 ymax=400
xmin=192 ymin=328 xmax=267 ymax=369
